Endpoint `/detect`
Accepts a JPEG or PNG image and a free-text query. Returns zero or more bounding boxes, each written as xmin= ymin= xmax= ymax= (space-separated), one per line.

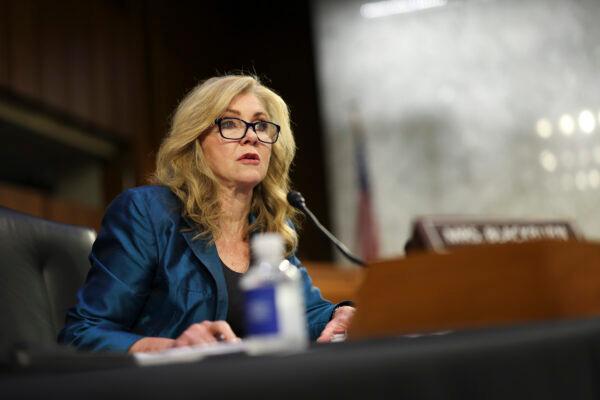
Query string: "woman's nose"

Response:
xmin=241 ymin=127 xmax=259 ymax=144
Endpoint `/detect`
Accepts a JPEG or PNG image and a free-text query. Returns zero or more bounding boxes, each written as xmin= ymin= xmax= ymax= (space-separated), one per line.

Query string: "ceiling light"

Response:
xmin=535 ymin=118 xmax=552 ymax=139
xmin=360 ymin=0 xmax=448 ymax=18
xmin=539 ymin=150 xmax=557 ymax=172
xmin=559 ymin=114 xmax=575 ymax=136
xmin=578 ymin=110 xmax=596 ymax=134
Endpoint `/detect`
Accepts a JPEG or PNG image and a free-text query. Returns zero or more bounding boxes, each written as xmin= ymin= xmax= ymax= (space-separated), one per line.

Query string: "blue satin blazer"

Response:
xmin=58 ymin=185 xmax=336 ymax=352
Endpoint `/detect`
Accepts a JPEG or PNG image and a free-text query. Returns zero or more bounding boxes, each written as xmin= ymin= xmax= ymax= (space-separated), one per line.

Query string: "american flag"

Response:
xmin=350 ymin=107 xmax=379 ymax=262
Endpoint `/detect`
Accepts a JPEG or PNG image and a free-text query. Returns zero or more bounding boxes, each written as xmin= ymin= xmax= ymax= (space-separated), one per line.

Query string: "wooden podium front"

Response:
xmin=349 ymin=240 xmax=600 ymax=339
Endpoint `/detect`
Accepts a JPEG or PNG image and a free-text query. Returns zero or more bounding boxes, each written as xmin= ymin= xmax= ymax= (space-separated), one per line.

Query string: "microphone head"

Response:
xmin=287 ymin=190 xmax=306 ymax=210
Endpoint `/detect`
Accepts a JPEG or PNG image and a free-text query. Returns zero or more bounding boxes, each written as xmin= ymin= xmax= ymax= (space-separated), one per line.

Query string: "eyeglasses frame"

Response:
xmin=214 ymin=117 xmax=281 ymax=144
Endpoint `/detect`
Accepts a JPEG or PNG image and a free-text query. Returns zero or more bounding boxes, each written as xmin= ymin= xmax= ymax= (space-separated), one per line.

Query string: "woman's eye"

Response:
xmin=255 ymin=122 xmax=268 ymax=132
xmin=221 ymin=120 xmax=237 ymax=129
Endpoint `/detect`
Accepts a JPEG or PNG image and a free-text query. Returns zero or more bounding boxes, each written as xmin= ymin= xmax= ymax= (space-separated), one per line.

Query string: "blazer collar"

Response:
xmin=180 ymin=216 xmax=227 ymax=320
xmin=181 ymin=212 xmax=257 ymax=270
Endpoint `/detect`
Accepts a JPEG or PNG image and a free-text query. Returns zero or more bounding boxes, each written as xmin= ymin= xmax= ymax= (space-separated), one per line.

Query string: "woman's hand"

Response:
xmin=128 ymin=337 xmax=176 ymax=353
xmin=317 ymin=306 xmax=356 ymax=343
xmin=174 ymin=320 xmax=239 ymax=347
xmin=128 ymin=320 xmax=239 ymax=353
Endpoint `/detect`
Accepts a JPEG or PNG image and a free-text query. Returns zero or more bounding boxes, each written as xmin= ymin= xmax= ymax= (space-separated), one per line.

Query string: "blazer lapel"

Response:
xmin=180 ymin=218 xmax=228 ymax=320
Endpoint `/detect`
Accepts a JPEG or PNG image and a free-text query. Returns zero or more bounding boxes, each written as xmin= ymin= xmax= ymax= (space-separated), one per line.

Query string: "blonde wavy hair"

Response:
xmin=153 ymin=75 xmax=300 ymax=255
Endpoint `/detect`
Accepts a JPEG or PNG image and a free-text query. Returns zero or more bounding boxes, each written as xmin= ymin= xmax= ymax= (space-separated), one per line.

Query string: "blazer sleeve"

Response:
xmin=58 ymin=189 xmax=158 ymax=352
xmin=288 ymin=255 xmax=338 ymax=341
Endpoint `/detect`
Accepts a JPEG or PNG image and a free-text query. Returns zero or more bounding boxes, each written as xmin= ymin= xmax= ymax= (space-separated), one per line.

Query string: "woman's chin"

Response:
xmin=232 ymin=175 xmax=265 ymax=191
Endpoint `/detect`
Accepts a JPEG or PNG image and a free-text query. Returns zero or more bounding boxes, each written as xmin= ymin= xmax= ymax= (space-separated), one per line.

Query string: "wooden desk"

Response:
xmin=303 ymin=262 xmax=365 ymax=304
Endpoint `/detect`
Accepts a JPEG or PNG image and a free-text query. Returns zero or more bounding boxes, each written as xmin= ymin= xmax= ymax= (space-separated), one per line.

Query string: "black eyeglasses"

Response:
xmin=214 ymin=117 xmax=280 ymax=144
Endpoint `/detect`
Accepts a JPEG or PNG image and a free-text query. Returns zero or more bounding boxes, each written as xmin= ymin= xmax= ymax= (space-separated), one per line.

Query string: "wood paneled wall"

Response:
xmin=2 ymin=0 xmax=134 ymax=135
xmin=0 ymin=1 xmax=12 ymax=87
xmin=0 ymin=181 xmax=103 ymax=230
xmin=0 ymin=0 xmax=155 ymax=184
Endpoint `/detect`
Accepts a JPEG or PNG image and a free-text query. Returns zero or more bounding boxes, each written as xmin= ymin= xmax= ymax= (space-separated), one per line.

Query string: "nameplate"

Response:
xmin=405 ymin=217 xmax=582 ymax=253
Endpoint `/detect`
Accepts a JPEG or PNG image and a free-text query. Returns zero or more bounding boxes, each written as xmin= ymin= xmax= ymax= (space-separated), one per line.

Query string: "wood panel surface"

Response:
xmin=8 ymin=0 xmax=41 ymax=98
xmin=0 ymin=0 xmax=9 ymax=87
xmin=0 ymin=182 xmax=102 ymax=231
xmin=350 ymin=241 xmax=600 ymax=340
xmin=64 ymin=0 xmax=93 ymax=122
xmin=89 ymin=1 xmax=115 ymax=131
xmin=39 ymin=1 xmax=69 ymax=111
xmin=0 ymin=182 xmax=45 ymax=218
xmin=46 ymin=196 xmax=103 ymax=231
xmin=304 ymin=262 xmax=366 ymax=304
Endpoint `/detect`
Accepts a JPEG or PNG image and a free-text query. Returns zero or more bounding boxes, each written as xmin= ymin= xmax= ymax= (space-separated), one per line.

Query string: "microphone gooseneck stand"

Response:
xmin=287 ymin=191 xmax=366 ymax=267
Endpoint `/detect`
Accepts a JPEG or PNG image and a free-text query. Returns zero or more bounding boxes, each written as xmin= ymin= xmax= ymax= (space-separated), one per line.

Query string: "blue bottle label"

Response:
xmin=244 ymin=285 xmax=279 ymax=336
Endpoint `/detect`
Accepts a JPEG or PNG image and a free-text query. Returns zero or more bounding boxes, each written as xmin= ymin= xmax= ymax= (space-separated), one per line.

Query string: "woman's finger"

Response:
xmin=332 ymin=306 xmax=355 ymax=329
xmin=316 ymin=321 xmax=337 ymax=343
xmin=208 ymin=320 xmax=239 ymax=342
xmin=174 ymin=322 xmax=219 ymax=347
xmin=317 ymin=306 xmax=357 ymax=343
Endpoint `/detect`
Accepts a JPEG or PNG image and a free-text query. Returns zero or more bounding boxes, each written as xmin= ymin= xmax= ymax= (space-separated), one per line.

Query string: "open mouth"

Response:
xmin=238 ymin=153 xmax=260 ymax=161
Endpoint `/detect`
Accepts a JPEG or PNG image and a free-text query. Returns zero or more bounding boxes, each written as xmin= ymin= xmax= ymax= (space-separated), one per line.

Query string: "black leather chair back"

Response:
xmin=0 ymin=207 xmax=94 ymax=360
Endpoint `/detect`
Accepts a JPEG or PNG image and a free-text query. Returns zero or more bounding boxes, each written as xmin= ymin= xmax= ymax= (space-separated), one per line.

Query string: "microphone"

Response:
xmin=287 ymin=191 xmax=366 ymax=267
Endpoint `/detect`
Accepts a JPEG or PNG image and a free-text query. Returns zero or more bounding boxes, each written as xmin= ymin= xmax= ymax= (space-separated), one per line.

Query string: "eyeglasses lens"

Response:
xmin=219 ymin=118 xmax=278 ymax=143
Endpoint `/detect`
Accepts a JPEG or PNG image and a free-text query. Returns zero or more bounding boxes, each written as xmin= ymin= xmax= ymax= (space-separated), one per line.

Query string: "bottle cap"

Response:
xmin=252 ymin=233 xmax=284 ymax=266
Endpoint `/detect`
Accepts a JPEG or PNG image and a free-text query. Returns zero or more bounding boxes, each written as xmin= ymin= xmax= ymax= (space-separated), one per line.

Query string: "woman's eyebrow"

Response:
xmin=223 ymin=109 xmax=268 ymax=118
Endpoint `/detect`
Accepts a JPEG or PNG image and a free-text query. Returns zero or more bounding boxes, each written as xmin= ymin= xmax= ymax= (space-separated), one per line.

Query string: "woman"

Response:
xmin=58 ymin=75 xmax=355 ymax=353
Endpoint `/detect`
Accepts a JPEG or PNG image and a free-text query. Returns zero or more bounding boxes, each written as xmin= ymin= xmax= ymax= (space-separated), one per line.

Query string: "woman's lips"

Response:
xmin=237 ymin=153 xmax=260 ymax=165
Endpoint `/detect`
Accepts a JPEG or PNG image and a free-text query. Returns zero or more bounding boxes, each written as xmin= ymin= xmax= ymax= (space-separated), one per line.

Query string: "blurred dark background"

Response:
xmin=0 ymin=0 xmax=332 ymax=260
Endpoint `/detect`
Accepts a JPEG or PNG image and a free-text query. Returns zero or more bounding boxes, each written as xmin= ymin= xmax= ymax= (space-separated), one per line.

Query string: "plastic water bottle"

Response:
xmin=240 ymin=233 xmax=308 ymax=353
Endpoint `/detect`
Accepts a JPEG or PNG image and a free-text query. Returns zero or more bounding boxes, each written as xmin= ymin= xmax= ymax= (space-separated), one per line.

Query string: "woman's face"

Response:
xmin=200 ymin=92 xmax=273 ymax=191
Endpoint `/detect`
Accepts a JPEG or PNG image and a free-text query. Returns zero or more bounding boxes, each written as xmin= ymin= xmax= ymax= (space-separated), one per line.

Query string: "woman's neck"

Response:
xmin=217 ymin=186 xmax=253 ymax=239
